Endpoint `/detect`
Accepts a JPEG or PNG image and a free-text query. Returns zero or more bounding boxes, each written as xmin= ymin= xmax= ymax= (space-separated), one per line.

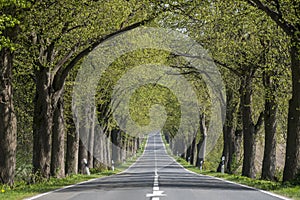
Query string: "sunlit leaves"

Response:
xmin=0 ymin=0 xmax=31 ymax=50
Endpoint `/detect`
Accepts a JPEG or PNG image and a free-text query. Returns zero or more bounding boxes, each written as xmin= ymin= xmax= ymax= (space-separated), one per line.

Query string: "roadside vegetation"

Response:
xmin=0 ymin=0 xmax=299 ymax=198
xmin=173 ymin=149 xmax=300 ymax=200
xmin=0 ymin=138 xmax=147 ymax=200
xmin=0 ymin=172 xmax=115 ymax=200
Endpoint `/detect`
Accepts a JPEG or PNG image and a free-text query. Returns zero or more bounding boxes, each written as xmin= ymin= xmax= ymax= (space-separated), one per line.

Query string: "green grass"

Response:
xmin=0 ymin=138 xmax=148 ymax=200
xmin=116 ymin=138 xmax=147 ymax=172
xmin=175 ymin=157 xmax=300 ymax=200
xmin=0 ymin=172 xmax=116 ymax=200
xmin=160 ymin=137 xmax=299 ymax=200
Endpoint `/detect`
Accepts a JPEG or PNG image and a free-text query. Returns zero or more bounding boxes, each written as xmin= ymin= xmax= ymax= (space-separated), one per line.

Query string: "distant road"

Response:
xmin=27 ymin=133 xmax=288 ymax=200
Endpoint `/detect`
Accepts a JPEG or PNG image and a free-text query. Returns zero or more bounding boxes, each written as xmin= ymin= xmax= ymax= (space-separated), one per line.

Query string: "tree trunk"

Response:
xmin=93 ymin=126 xmax=105 ymax=169
xmin=241 ymin=74 xmax=258 ymax=179
xmin=111 ymin=129 xmax=121 ymax=164
xmin=106 ymin=131 xmax=112 ymax=168
xmin=219 ymin=89 xmax=237 ymax=173
xmin=88 ymin=107 xmax=96 ymax=169
xmin=262 ymin=72 xmax=277 ymax=181
xmin=190 ymin=136 xmax=196 ymax=165
xmin=196 ymin=113 xmax=207 ymax=167
xmin=78 ymin=139 xmax=88 ymax=174
xmin=118 ymin=135 xmax=123 ymax=163
xmin=133 ymin=137 xmax=138 ymax=154
xmin=126 ymin=135 xmax=131 ymax=158
xmin=136 ymin=137 xmax=140 ymax=151
xmin=283 ymin=37 xmax=300 ymax=182
xmin=32 ymin=67 xmax=53 ymax=178
xmin=120 ymin=134 xmax=126 ymax=163
xmin=243 ymin=0 xmax=300 ymax=183
xmin=65 ymin=115 xmax=79 ymax=175
xmin=186 ymin=147 xmax=191 ymax=162
xmin=130 ymin=137 xmax=134 ymax=156
xmin=51 ymin=95 xmax=65 ymax=178
xmin=231 ymin=107 xmax=243 ymax=174
xmin=0 ymin=48 xmax=17 ymax=185
xmin=102 ymin=131 xmax=108 ymax=168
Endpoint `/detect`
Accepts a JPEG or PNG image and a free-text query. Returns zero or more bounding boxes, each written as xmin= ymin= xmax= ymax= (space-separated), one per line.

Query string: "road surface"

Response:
xmin=28 ymin=132 xmax=288 ymax=200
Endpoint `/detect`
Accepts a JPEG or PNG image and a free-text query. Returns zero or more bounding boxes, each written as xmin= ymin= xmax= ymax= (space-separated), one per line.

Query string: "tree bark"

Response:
xmin=190 ymin=136 xmax=196 ymax=165
xmin=51 ymin=95 xmax=65 ymax=178
xmin=136 ymin=137 xmax=140 ymax=152
xmin=120 ymin=134 xmax=126 ymax=163
xmin=32 ymin=67 xmax=53 ymax=178
xmin=261 ymin=72 xmax=277 ymax=181
xmin=106 ymin=131 xmax=112 ymax=168
xmin=284 ymin=36 xmax=300 ymax=182
xmin=241 ymin=73 xmax=264 ymax=178
xmin=30 ymin=18 xmax=153 ymax=178
xmin=186 ymin=143 xmax=191 ymax=163
xmin=218 ymin=89 xmax=237 ymax=173
xmin=196 ymin=113 xmax=207 ymax=167
xmin=78 ymin=139 xmax=88 ymax=174
xmin=88 ymin=107 xmax=96 ymax=169
xmin=241 ymin=74 xmax=256 ymax=178
xmin=118 ymin=134 xmax=123 ymax=163
xmin=245 ymin=0 xmax=300 ymax=183
xmin=65 ymin=115 xmax=79 ymax=175
xmin=231 ymin=106 xmax=243 ymax=173
xmin=102 ymin=131 xmax=108 ymax=168
xmin=0 ymin=48 xmax=17 ymax=185
xmin=93 ymin=126 xmax=105 ymax=170
xmin=111 ymin=129 xmax=121 ymax=164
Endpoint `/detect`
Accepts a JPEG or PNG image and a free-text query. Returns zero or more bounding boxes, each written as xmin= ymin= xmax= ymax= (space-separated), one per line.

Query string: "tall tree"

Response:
xmin=0 ymin=0 xmax=29 ymax=185
xmin=245 ymin=0 xmax=300 ymax=182
xmin=240 ymin=67 xmax=264 ymax=178
xmin=24 ymin=0 xmax=160 ymax=178
xmin=261 ymin=70 xmax=277 ymax=180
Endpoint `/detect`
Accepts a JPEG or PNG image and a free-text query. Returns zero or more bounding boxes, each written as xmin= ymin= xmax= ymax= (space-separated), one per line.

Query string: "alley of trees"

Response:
xmin=0 ymin=0 xmax=299 ymax=187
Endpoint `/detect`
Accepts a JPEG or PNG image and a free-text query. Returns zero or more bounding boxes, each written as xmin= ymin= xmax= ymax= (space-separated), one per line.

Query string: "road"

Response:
xmin=28 ymin=132 xmax=288 ymax=200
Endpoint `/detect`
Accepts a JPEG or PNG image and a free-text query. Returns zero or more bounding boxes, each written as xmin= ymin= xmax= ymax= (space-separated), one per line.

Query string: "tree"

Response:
xmin=245 ymin=0 xmax=300 ymax=182
xmin=260 ymin=31 xmax=289 ymax=181
xmin=22 ymin=0 xmax=160 ymax=178
xmin=0 ymin=0 xmax=29 ymax=185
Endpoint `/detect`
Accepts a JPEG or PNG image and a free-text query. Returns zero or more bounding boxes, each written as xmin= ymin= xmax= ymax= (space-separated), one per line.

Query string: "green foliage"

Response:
xmin=129 ymin=84 xmax=181 ymax=132
xmin=0 ymin=0 xmax=30 ymax=50
xmin=0 ymin=132 xmax=147 ymax=200
xmin=0 ymin=173 xmax=106 ymax=200
xmin=176 ymin=156 xmax=300 ymax=200
xmin=5 ymin=0 xmax=300 ymax=193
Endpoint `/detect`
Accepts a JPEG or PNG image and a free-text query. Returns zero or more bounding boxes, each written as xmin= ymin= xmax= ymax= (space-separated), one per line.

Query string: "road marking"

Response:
xmin=24 ymin=178 xmax=99 ymax=200
xmin=26 ymin=136 xmax=150 ymax=200
xmin=159 ymin=132 xmax=292 ymax=200
xmin=146 ymin=133 xmax=166 ymax=200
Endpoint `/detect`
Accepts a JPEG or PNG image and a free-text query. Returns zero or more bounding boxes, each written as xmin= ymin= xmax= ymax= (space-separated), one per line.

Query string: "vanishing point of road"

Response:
xmin=27 ymin=133 xmax=289 ymax=200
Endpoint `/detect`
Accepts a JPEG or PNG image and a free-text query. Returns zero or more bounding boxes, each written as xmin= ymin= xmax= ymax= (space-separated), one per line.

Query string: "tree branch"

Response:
xmin=172 ymin=52 xmax=242 ymax=76
xmin=254 ymin=111 xmax=264 ymax=133
xmin=52 ymin=43 xmax=79 ymax=77
xmin=52 ymin=17 xmax=153 ymax=91
xmin=246 ymin=0 xmax=295 ymax=35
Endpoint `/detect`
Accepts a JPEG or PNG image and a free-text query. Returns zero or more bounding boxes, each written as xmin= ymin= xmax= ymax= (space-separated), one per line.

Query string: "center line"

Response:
xmin=154 ymin=133 xmax=157 ymax=173
xmin=146 ymin=133 xmax=166 ymax=200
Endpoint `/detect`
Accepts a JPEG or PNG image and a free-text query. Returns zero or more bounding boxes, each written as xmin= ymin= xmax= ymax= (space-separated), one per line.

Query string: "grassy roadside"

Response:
xmin=0 ymin=137 xmax=147 ymax=200
xmin=0 ymin=172 xmax=116 ymax=200
xmin=161 ymin=136 xmax=299 ymax=200
xmin=175 ymin=155 xmax=300 ymax=200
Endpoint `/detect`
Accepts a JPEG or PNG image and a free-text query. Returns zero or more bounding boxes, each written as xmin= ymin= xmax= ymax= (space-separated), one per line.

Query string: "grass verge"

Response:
xmin=161 ymin=135 xmax=299 ymax=200
xmin=0 ymin=137 xmax=147 ymax=200
xmin=175 ymin=156 xmax=300 ymax=200
xmin=0 ymin=171 xmax=116 ymax=200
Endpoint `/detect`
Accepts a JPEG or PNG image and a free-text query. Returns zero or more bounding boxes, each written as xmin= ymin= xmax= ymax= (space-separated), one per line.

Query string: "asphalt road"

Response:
xmin=27 ymin=133 xmax=288 ymax=200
